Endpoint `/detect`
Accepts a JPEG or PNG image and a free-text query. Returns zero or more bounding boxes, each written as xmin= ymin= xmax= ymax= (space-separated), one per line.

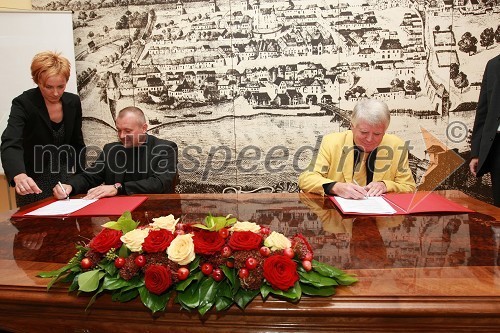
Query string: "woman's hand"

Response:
xmin=13 ymin=173 xmax=42 ymax=195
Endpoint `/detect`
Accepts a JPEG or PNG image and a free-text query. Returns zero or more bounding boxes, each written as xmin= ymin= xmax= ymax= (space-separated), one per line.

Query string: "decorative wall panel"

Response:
xmin=33 ymin=0 xmax=500 ymax=203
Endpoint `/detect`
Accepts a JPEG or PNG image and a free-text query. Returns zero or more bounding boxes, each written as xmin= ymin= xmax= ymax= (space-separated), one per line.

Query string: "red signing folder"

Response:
xmin=11 ymin=196 xmax=148 ymax=218
xmin=329 ymin=192 xmax=474 ymax=215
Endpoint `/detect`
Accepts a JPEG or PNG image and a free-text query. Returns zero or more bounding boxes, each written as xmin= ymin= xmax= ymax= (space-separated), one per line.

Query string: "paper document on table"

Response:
xmin=333 ymin=196 xmax=397 ymax=214
xmin=25 ymin=199 xmax=98 ymax=216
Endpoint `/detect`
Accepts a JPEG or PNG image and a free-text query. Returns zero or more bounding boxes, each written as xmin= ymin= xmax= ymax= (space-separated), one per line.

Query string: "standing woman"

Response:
xmin=1 ymin=51 xmax=85 ymax=207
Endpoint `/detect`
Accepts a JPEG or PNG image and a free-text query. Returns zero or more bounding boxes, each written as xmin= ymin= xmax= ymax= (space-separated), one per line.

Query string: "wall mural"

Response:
xmin=33 ymin=0 xmax=500 ymax=203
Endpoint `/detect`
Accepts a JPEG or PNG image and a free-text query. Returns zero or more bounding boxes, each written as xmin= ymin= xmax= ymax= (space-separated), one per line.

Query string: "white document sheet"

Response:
xmin=26 ymin=199 xmax=98 ymax=216
xmin=334 ymin=196 xmax=396 ymax=214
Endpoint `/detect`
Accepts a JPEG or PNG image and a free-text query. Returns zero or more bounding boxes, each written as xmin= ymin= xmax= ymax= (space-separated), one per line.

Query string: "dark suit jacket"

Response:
xmin=471 ymin=54 xmax=500 ymax=176
xmin=1 ymin=87 xmax=86 ymax=186
xmin=68 ymin=134 xmax=178 ymax=195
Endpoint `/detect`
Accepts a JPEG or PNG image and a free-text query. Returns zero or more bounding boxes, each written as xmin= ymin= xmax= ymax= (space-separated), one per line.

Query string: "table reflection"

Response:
xmin=5 ymin=193 xmax=499 ymax=274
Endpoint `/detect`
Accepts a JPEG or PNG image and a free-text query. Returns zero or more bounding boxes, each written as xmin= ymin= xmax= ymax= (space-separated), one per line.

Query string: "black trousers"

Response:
xmin=488 ymin=134 xmax=500 ymax=207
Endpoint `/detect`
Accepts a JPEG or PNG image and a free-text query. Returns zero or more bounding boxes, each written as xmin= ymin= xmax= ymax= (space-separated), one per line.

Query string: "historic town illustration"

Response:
xmin=32 ymin=0 xmax=500 ymax=269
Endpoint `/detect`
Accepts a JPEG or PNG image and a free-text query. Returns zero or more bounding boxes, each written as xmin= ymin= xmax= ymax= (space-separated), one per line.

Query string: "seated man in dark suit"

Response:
xmin=53 ymin=106 xmax=178 ymax=199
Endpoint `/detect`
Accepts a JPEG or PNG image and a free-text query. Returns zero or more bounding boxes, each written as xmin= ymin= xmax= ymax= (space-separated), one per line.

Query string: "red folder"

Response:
xmin=11 ymin=196 xmax=148 ymax=218
xmin=329 ymin=192 xmax=474 ymax=215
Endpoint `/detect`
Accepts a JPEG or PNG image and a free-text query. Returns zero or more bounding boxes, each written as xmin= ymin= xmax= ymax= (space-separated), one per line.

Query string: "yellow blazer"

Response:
xmin=298 ymin=130 xmax=416 ymax=195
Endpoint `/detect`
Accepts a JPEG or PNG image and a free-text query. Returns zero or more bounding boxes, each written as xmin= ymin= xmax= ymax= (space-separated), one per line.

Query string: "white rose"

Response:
xmin=229 ymin=221 xmax=260 ymax=233
xmin=264 ymin=231 xmax=291 ymax=251
xmin=167 ymin=234 xmax=195 ymax=265
xmin=151 ymin=214 xmax=179 ymax=233
xmin=120 ymin=228 xmax=150 ymax=252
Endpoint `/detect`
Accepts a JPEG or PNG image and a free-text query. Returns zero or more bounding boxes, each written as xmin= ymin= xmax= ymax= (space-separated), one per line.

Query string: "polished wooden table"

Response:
xmin=1 ymin=191 xmax=500 ymax=332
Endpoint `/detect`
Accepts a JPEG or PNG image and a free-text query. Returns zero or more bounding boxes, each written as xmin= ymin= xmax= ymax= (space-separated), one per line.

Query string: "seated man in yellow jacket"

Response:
xmin=298 ymin=98 xmax=416 ymax=199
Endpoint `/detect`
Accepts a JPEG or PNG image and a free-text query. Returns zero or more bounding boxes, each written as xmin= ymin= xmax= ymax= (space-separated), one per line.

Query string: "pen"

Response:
xmin=58 ymin=181 xmax=69 ymax=200
xmin=352 ymin=179 xmax=368 ymax=199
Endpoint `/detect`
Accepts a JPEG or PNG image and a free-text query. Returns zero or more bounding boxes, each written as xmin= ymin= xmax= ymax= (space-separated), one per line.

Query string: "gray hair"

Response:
xmin=351 ymin=98 xmax=390 ymax=129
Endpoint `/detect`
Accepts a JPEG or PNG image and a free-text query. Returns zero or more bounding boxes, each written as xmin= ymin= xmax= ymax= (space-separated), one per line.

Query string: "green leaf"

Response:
xmin=234 ymin=288 xmax=259 ymax=309
xmin=139 ymin=286 xmax=170 ymax=313
xmin=68 ymin=274 xmax=80 ymax=292
xmin=38 ymin=261 xmax=81 ymax=290
xmin=215 ymin=296 xmax=233 ymax=311
xmin=336 ymin=274 xmax=358 ymax=286
xmin=177 ymin=279 xmax=201 ymax=308
xmin=189 ymin=256 xmax=201 ymax=271
xmin=191 ymin=223 xmax=210 ymax=230
xmin=312 ymin=260 xmax=345 ymax=278
xmin=102 ymin=211 xmax=138 ymax=233
xmin=113 ymin=288 xmax=139 ymax=302
xmin=300 ymin=283 xmax=335 ymax=296
xmin=197 ymin=277 xmax=218 ymax=309
xmin=85 ymin=284 xmax=105 ymax=311
xmin=78 ymin=270 xmax=106 ymax=292
xmin=218 ymin=280 xmax=233 ymax=299
xmin=298 ymin=270 xmax=338 ymax=287
xmin=193 ymin=214 xmax=237 ymax=231
xmin=99 ymin=260 xmax=117 ymax=276
xmin=117 ymin=211 xmax=139 ymax=233
xmin=176 ymin=271 xmax=203 ymax=291
xmin=221 ymin=265 xmax=236 ymax=287
xmin=261 ymin=282 xmax=301 ymax=302
xmin=118 ymin=244 xmax=130 ymax=258
xmin=102 ymin=221 xmax=120 ymax=230
xmin=102 ymin=275 xmax=132 ymax=291
xmin=260 ymin=283 xmax=272 ymax=299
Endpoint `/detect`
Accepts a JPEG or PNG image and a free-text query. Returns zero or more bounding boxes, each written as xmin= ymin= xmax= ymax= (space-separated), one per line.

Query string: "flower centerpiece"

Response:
xmin=39 ymin=212 xmax=357 ymax=314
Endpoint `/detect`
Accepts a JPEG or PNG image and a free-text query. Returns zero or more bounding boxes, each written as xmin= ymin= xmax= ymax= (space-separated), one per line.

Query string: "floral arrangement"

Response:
xmin=39 ymin=212 xmax=357 ymax=314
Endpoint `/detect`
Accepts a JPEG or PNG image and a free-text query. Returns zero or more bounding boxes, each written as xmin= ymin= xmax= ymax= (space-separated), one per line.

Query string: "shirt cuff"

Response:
xmin=322 ymin=182 xmax=337 ymax=195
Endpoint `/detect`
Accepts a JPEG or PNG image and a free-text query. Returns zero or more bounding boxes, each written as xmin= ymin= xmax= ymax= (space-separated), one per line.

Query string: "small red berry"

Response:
xmin=81 ymin=258 xmax=92 ymax=269
xmin=302 ymin=260 xmax=312 ymax=272
xmin=134 ymin=255 xmax=146 ymax=267
xmin=177 ymin=267 xmax=189 ymax=281
xmin=245 ymin=257 xmax=258 ymax=270
xmin=174 ymin=229 xmax=185 ymax=236
xmin=259 ymin=246 xmax=271 ymax=257
xmin=283 ymin=247 xmax=295 ymax=259
xmin=221 ymin=245 xmax=232 ymax=258
xmin=238 ymin=268 xmax=249 ymax=279
xmin=260 ymin=226 xmax=271 ymax=235
xmin=218 ymin=227 xmax=229 ymax=239
xmin=175 ymin=223 xmax=185 ymax=230
xmin=226 ymin=260 xmax=234 ymax=268
xmin=212 ymin=268 xmax=224 ymax=282
xmin=114 ymin=257 xmax=125 ymax=268
xmin=201 ymin=263 xmax=213 ymax=275
xmin=303 ymin=252 xmax=313 ymax=261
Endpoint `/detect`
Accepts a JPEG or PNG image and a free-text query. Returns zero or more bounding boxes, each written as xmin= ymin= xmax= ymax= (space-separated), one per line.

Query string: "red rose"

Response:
xmin=193 ymin=230 xmax=225 ymax=255
xmin=144 ymin=265 xmax=172 ymax=295
xmin=89 ymin=228 xmax=123 ymax=254
xmin=263 ymin=255 xmax=299 ymax=291
xmin=228 ymin=231 xmax=263 ymax=251
xmin=142 ymin=229 xmax=175 ymax=253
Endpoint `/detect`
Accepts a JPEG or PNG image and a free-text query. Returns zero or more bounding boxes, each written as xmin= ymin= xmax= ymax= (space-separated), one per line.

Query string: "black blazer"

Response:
xmin=470 ymin=54 xmax=500 ymax=176
xmin=67 ymin=134 xmax=178 ymax=195
xmin=1 ymin=87 xmax=86 ymax=186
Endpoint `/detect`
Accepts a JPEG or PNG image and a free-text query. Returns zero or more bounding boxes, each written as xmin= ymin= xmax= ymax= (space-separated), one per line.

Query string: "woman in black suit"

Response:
xmin=1 ymin=51 xmax=85 ymax=207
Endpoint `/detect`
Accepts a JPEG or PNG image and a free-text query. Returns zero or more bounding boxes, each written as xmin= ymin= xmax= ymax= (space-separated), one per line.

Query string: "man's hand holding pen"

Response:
xmin=53 ymin=183 xmax=73 ymax=200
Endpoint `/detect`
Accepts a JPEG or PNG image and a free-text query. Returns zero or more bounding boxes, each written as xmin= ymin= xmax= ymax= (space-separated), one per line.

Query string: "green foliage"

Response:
xmin=191 ymin=213 xmax=237 ymax=231
xmin=39 ymin=212 xmax=358 ymax=315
